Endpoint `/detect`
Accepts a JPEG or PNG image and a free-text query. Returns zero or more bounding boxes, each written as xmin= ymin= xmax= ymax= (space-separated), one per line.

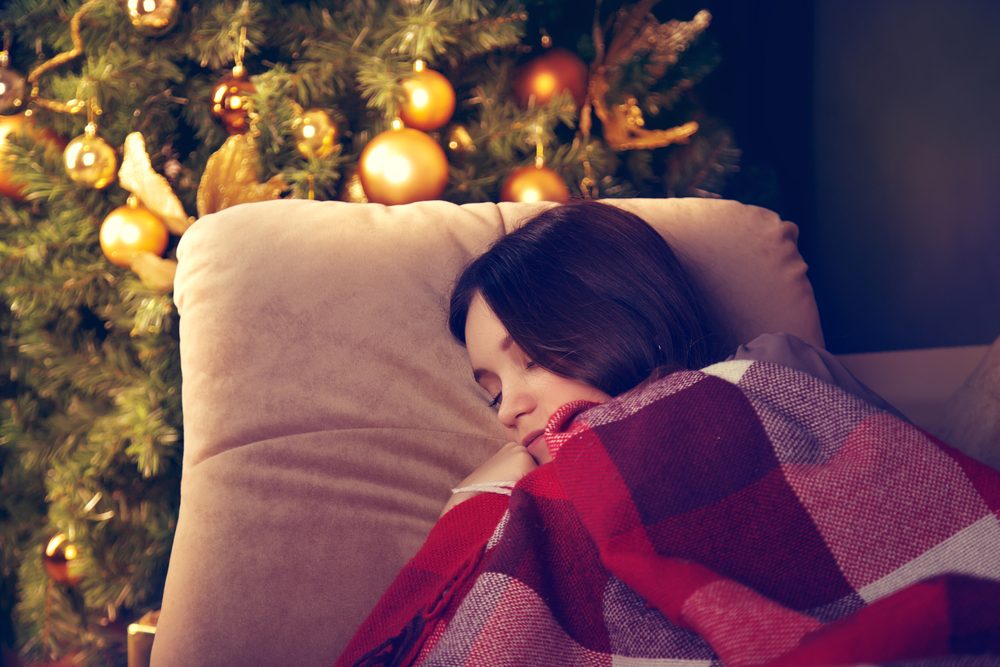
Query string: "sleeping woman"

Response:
xmin=337 ymin=201 xmax=1000 ymax=666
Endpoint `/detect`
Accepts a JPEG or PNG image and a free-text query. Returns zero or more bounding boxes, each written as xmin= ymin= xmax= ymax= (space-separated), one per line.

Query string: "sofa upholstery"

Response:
xmin=152 ymin=198 xmax=824 ymax=666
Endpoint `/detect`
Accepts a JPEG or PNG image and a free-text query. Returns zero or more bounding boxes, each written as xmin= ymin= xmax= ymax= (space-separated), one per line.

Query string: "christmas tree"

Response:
xmin=0 ymin=0 xmax=737 ymax=663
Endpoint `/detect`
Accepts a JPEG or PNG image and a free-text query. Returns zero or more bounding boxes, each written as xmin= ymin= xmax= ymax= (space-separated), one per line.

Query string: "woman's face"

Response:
xmin=464 ymin=293 xmax=610 ymax=464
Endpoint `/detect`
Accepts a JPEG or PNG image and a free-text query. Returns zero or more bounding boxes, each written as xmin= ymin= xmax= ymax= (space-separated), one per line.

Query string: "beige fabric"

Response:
xmin=936 ymin=335 xmax=1000 ymax=471
xmin=837 ymin=344 xmax=991 ymax=436
xmin=152 ymin=198 xmax=822 ymax=666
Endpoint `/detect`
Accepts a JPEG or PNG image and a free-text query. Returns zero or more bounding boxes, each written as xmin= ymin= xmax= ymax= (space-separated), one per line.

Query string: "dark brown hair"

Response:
xmin=448 ymin=201 xmax=725 ymax=397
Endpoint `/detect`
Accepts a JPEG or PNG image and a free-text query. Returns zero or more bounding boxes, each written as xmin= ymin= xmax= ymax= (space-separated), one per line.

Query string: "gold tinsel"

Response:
xmin=25 ymin=0 xmax=100 ymax=115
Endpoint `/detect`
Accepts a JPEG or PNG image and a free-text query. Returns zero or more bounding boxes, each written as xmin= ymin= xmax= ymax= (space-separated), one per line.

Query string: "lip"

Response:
xmin=521 ymin=430 xmax=544 ymax=448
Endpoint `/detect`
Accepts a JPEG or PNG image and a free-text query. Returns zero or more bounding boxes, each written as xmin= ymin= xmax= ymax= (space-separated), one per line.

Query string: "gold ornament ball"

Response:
xmin=399 ymin=67 xmax=456 ymax=132
xmin=512 ymin=48 xmax=589 ymax=109
xmin=211 ymin=70 xmax=255 ymax=134
xmin=0 ymin=66 xmax=27 ymax=115
xmin=500 ymin=165 xmax=570 ymax=203
xmin=358 ymin=127 xmax=448 ymax=205
xmin=0 ymin=113 xmax=30 ymax=199
xmin=291 ymin=108 xmax=339 ymax=159
xmin=125 ymin=0 xmax=180 ymax=37
xmin=100 ymin=201 xmax=170 ymax=268
xmin=43 ymin=533 xmax=83 ymax=587
xmin=0 ymin=113 xmax=63 ymax=199
xmin=64 ymin=129 xmax=118 ymax=189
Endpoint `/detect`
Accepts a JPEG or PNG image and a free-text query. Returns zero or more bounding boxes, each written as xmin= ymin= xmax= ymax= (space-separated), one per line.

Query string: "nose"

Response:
xmin=496 ymin=377 xmax=535 ymax=429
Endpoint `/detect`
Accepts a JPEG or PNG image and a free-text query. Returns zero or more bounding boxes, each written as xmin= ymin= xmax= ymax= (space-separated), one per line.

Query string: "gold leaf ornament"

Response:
xmin=580 ymin=5 xmax=710 ymax=152
xmin=130 ymin=251 xmax=178 ymax=294
xmin=119 ymin=132 xmax=194 ymax=235
xmin=196 ymin=133 xmax=287 ymax=217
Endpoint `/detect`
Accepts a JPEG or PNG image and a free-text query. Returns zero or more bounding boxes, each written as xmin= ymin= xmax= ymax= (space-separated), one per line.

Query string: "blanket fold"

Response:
xmin=337 ymin=361 xmax=1000 ymax=666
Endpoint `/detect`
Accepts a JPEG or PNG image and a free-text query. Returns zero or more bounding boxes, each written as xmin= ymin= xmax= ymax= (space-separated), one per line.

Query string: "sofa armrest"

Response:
xmin=837 ymin=342 xmax=998 ymax=470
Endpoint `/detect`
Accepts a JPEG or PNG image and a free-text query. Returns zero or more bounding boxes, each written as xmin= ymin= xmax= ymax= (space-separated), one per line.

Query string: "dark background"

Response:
xmin=670 ymin=0 xmax=1000 ymax=354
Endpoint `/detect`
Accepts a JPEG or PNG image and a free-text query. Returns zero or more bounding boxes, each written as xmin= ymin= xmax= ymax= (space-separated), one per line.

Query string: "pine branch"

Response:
xmin=663 ymin=122 xmax=740 ymax=198
xmin=355 ymin=53 xmax=408 ymax=119
xmin=186 ymin=0 xmax=264 ymax=71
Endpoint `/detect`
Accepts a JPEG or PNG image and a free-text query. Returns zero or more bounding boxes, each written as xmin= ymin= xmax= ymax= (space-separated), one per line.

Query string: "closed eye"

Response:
xmin=485 ymin=360 xmax=535 ymax=410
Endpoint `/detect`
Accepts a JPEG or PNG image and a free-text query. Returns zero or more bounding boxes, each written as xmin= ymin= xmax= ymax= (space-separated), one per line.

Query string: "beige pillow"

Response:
xmin=152 ymin=198 xmax=822 ymax=667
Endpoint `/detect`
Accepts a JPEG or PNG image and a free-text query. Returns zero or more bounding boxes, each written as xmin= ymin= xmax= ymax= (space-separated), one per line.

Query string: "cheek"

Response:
xmin=542 ymin=376 xmax=610 ymax=411
xmin=582 ymin=386 xmax=612 ymax=405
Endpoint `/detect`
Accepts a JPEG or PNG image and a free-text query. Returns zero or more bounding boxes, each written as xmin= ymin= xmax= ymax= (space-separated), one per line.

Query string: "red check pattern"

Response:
xmin=337 ymin=360 xmax=1000 ymax=666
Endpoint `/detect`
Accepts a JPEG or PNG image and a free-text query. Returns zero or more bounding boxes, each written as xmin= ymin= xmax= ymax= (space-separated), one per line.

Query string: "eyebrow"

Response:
xmin=472 ymin=335 xmax=513 ymax=383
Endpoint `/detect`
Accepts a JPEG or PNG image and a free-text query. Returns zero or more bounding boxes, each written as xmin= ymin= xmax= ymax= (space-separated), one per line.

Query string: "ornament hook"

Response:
xmin=234 ymin=25 xmax=248 ymax=77
xmin=534 ymin=125 xmax=545 ymax=168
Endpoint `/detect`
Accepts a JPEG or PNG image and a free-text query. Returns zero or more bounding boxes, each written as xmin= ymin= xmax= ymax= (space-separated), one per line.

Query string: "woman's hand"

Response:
xmin=440 ymin=441 xmax=538 ymax=516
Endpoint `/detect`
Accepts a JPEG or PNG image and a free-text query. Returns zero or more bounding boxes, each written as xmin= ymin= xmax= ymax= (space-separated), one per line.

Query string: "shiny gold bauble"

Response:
xmin=500 ymin=165 xmax=570 ymax=203
xmin=0 ymin=66 xmax=27 ymax=115
xmin=445 ymin=124 xmax=476 ymax=157
xmin=291 ymin=108 xmax=339 ymax=159
xmin=0 ymin=113 xmax=30 ymax=199
xmin=100 ymin=200 xmax=170 ymax=268
xmin=125 ymin=0 xmax=180 ymax=37
xmin=358 ymin=127 xmax=448 ymax=205
xmin=43 ymin=533 xmax=83 ymax=587
xmin=63 ymin=128 xmax=118 ymax=189
xmin=0 ymin=113 xmax=63 ymax=199
xmin=211 ymin=70 xmax=255 ymax=134
xmin=512 ymin=48 xmax=589 ymax=109
xmin=399 ymin=67 xmax=456 ymax=131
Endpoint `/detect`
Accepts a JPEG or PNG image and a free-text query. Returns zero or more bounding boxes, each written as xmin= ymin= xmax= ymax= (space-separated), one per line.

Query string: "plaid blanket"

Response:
xmin=337 ymin=360 xmax=1000 ymax=666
